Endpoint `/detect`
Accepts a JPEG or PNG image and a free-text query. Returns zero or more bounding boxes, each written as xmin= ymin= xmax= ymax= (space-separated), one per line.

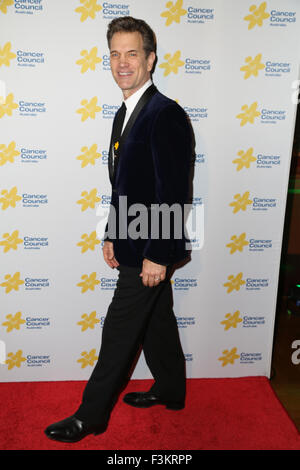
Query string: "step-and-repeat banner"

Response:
xmin=1 ymin=0 xmax=300 ymax=382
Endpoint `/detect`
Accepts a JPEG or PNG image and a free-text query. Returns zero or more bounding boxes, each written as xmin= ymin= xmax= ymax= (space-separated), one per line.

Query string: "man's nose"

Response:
xmin=119 ymin=55 xmax=129 ymax=67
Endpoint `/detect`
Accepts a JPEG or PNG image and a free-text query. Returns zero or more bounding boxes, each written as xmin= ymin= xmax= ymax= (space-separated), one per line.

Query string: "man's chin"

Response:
xmin=119 ymin=85 xmax=138 ymax=99
xmin=118 ymin=82 xmax=134 ymax=91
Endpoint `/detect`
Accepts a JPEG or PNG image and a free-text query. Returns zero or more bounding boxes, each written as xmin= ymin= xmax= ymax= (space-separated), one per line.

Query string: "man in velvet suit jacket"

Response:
xmin=45 ymin=16 xmax=193 ymax=443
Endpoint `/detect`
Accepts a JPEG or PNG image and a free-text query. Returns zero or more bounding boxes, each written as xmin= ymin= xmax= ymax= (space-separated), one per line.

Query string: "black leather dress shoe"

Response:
xmin=44 ymin=415 xmax=107 ymax=443
xmin=123 ymin=392 xmax=184 ymax=410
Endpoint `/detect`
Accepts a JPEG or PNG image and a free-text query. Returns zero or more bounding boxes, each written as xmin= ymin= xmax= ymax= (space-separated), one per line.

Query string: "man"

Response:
xmin=45 ymin=16 xmax=193 ymax=443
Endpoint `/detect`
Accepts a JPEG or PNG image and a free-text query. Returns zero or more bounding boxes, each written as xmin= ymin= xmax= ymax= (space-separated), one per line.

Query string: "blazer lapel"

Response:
xmin=108 ymin=112 xmax=119 ymax=184
xmin=108 ymin=84 xmax=157 ymax=185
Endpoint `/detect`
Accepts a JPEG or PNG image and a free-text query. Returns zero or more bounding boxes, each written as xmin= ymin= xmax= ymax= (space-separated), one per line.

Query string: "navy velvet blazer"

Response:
xmin=105 ymin=85 xmax=193 ymax=268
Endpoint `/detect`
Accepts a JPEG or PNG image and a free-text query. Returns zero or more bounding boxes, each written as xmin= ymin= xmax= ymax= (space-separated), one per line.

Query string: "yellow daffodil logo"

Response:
xmin=220 ymin=311 xmax=243 ymax=331
xmin=77 ymin=231 xmax=100 ymax=253
xmin=0 ymin=42 xmax=16 ymax=67
xmin=77 ymin=188 xmax=101 ymax=211
xmin=223 ymin=273 xmax=246 ymax=293
xmin=77 ymin=349 xmax=98 ymax=368
xmin=0 ymin=272 xmax=24 ymax=293
xmin=77 ymin=311 xmax=100 ymax=331
xmin=233 ymin=148 xmax=257 ymax=171
xmin=6 ymin=350 xmax=26 ymax=370
xmin=218 ymin=347 xmax=240 ymax=367
xmin=77 ymin=272 xmax=100 ymax=293
xmin=76 ymin=47 xmax=102 ymax=73
xmin=76 ymin=97 xmax=102 ymax=122
xmin=0 ymin=0 xmax=13 ymax=14
xmin=0 ymin=141 xmax=20 ymax=166
xmin=244 ymin=2 xmax=270 ymax=30
xmin=161 ymin=0 xmax=187 ymax=26
xmin=2 ymin=312 xmax=25 ymax=332
xmin=76 ymin=144 xmax=101 ymax=168
xmin=0 ymin=92 xmax=18 ymax=118
xmin=229 ymin=191 xmax=253 ymax=213
xmin=240 ymin=54 xmax=265 ymax=79
xmin=236 ymin=102 xmax=260 ymax=126
xmin=0 ymin=230 xmax=23 ymax=253
xmin=0 ymin=186 xmax=22 ymax=210
xmin=159 ymin=51 xmax=184 ymax=76
xmin=226 ymin=233 xmax=249 ymax=254
xmin=75 ymin=0 xmax=102 ymax=22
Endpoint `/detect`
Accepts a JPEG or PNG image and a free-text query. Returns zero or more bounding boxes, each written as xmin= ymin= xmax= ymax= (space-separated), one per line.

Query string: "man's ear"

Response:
xmin=147 ymin=51 xmax=156 ymax=73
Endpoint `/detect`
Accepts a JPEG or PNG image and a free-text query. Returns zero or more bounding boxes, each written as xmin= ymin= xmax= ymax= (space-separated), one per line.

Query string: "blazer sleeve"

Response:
xmin=142 ymin=103 xmax=192 ymax=265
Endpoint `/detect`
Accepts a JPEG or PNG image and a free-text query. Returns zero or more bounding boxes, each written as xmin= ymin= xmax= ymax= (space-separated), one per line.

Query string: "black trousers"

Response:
xmin=75 ymin=265 xmax=186 ymax=426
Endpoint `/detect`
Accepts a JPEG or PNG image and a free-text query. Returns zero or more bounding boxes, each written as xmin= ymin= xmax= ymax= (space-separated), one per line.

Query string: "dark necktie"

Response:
xmin=112 ymin=102 xmax=126 ymax=172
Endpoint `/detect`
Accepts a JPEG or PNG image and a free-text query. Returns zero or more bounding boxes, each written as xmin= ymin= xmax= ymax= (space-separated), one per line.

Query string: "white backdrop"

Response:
xmin=1 ymin=0 xmax=300 ymax=382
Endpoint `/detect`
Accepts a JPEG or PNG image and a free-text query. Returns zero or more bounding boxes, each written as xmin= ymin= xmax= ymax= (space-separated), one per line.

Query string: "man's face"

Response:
xmin=109 ymin=31 xmax=155 ymax=99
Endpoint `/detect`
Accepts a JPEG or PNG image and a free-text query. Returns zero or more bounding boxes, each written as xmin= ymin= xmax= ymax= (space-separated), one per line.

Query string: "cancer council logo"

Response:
xmin=159 ymin=50 xmax=185 ymax=76
xmin=240 ymin=54 xmax=265 ymax=79
xmin=5 ymin=350 xmax=26 ymax=370
xmin=223 ymin=272 xmax=246 ymax=293
xmin=77 ymin=188 xmax=101 ymax=211
xmin=76 ymin=47 xmax=102 ymax=73
xmin=229 ymin=192 xmax=253 ymax=213
xmin=76 ymin=97 xmax=102 ymax=121
xmin=236 ymin=102 xmax=260 ymax=126
xmin=161 ymin=0 xmax=187 ymax=26
xmin=0 ymin=272 xmax=24 ymax=293
xmin=0 ymin=186 xmax=22 ymax=210
xmin=77 ymin=311 xmax=100 ymax=331
xmin=244 ymin=2 xmax=270 ymax=29
xmin=220 ymin=311 xmax=243 ymax=331
xmin=0 ymin=142 xmax=20 ymax=166
xmin=77 ymin=231 xmax=100 ymax=253
xmin=2 ymin=312 xmax=25 ymax=332
xmin=0 ymin=93 xmax=18 ymax=118
xmin=0 ymin=41 xmax=16 ymax=67
xmin=218 ymin=347 xmax=240 ymax=367
xmin=233 ymin=148 xmax=257 ymax=171
xmin=226 ymin=233 xmax=249 ymax=254
xmin=77 ymin=272 xmax=100 ymax=293
xmin=77 ymin=349 xmax=98 ymax=368
xmin=75 ymin=0 xmax=102 ymax=22
xmin=0 ymin=0 xmax=13 ymax=14
xmin=0 ymin=230 xmax=23 ymax=253
xmin=76 ymin=144 xmax=101 ymax=167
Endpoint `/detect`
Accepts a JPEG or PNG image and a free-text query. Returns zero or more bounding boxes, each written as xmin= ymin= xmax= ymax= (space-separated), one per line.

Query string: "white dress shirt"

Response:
xmin=121 ymin=79 xmax=153 ymax=133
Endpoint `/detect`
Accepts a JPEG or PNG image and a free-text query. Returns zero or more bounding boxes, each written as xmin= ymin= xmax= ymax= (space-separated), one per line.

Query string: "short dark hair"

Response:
xmin=107 ymin=16 xmax=157 ymax=58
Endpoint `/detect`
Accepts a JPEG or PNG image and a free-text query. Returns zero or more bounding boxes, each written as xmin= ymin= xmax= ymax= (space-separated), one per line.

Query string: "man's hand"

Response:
xmin=103 ymin=241 xmax=119 ymax=269
xmin=140 ymin=258 xmax=167 ymax=287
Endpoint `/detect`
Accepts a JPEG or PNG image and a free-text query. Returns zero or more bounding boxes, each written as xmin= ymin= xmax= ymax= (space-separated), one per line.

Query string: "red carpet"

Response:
xmin=0 ymin=377 xmax=299 ymax=450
